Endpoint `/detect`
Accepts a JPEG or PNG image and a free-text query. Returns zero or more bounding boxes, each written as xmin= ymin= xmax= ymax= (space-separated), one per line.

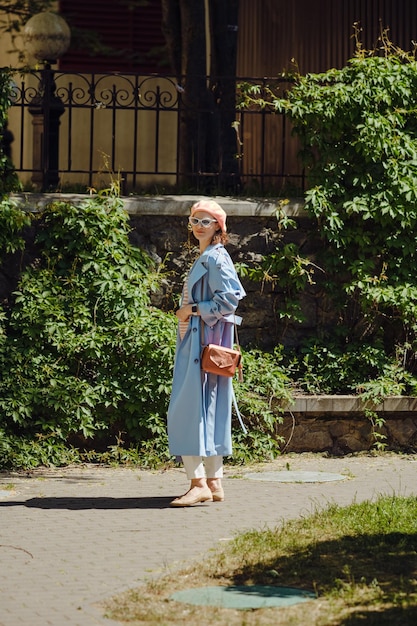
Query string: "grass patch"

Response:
xmin=103 ymin=495 xmax=417 ymax=625
xmin=2 ymin=483 xmax=15 ymax=490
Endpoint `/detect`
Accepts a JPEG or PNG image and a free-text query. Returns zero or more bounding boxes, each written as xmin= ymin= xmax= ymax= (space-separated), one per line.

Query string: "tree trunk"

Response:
xmin=178 ymin=0 xmax=212 ymax=184
xmin=209 ymin=0 xmax=240 ymax=189
xmin=161 ymin=0 xmax=182 ymax=80
xmin=161 ymin=0 xmax=240 ymax=191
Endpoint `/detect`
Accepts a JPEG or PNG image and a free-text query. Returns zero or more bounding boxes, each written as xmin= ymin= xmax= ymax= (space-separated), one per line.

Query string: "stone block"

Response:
xmin=336 ymin=433 xmax=371 ymax=453
xmin=286 ymin=427 xmax=333 ymax=452
xmin=329 ymin=396 xmax=365 ymax=412
xmin=386 ymin=418 xmax=417 ymax=446
xmin=383 ymin=397 xmax=417 ymax=412
xmin=284 ymin=397 xmax=307 ymax=412
xmin=328 ymin=420 xmax=351 ymax=437
xmin=303 ymin=396 xmax=334 ymax=411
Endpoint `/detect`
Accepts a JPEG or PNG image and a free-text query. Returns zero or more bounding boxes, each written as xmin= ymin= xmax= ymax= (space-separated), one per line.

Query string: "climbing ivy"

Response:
xmin=242 ymin=38 xmax=417 ymax=392
xmin=0 ymin=191 xmax=178 ymax=468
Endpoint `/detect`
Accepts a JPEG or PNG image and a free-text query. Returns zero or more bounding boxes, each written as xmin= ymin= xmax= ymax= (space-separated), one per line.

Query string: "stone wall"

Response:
xmin=278 ymin=396 xmax=417 ymax=454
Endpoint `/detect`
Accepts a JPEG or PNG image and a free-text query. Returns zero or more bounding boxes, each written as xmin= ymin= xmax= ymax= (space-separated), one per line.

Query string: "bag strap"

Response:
xmin=200 ymin=315 xmax=205 ymax=347
xmin=198 ymin=284 xmax=247 ymax=433
xmin=233 ymin=318 xmax=243 ymax=382
xmin=232 ymin=384 xmax=247 ymax=434
xmin=198 ymin=276 xmax=243 ymax=382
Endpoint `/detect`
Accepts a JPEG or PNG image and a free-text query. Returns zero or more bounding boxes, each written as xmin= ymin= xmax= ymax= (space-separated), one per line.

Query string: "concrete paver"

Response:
xmin=0 ymin=453 xmax=416 ymax=625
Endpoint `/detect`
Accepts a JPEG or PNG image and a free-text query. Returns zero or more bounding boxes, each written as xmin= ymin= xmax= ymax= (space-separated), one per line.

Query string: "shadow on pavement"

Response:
xmin=0 ymin=496 xmax=175 ymax=509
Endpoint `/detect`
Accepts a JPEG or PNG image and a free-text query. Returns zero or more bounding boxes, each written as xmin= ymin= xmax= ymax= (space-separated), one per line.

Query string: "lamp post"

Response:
xmin=23 ymin=12 xmax=71 ymax=191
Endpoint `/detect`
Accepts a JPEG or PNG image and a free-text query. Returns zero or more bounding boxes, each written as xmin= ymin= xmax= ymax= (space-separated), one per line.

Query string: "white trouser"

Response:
xmin=181 ymin=455 xmax=223 ymax=480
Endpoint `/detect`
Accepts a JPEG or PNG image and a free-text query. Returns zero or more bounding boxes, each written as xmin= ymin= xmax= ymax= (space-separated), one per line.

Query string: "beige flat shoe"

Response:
xmin=170 ymin=487 xmax=213 ymax=507
xmin=211 ymin=488 xmax=225 ymax=502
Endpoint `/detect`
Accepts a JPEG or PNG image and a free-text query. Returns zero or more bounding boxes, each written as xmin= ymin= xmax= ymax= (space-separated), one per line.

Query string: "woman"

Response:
xmin=167 ymin=200 xmax=246 ymax=507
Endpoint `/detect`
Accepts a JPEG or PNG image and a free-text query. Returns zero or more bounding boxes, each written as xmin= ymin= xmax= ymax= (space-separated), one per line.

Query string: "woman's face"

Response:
xmin=190 ymin=211 xmax=220 ymax=247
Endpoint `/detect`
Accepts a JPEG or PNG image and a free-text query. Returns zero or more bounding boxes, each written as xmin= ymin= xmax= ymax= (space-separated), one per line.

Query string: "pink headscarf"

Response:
xmin=190 ymin=200 xmax=227 ymax=233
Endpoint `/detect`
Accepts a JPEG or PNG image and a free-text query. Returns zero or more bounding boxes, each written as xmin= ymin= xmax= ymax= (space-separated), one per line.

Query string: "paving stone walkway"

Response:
xmin=1 ymin=453 xmax=416 ymax=625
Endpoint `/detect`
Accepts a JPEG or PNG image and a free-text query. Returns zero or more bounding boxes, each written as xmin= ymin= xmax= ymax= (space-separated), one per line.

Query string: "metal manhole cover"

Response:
xmin=170 ymin=585 xmax=316 ymax=609
xmin=245 ymin=470 xmax=347 ymax=483
xmin=0 ymin=490 xmax=14 ymax=498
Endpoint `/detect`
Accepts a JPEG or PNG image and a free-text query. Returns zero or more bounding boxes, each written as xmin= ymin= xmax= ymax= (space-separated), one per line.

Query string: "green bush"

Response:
xmin=231 ymin=346 xmax=291 ymax=463
xmin=0 ymin=192 xmax=178 ymax=468
xmin=286 ymin=340 xmax=391 ymax=394
xmin=241 ymin=37 xmax=417 ymax=397
xmin=283 ymin=43 xmax=417 ymax=360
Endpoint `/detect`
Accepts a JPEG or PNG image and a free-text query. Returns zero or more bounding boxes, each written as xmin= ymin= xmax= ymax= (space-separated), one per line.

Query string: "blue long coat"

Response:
xmin=167 ymin=243 xmax=246 ymax=457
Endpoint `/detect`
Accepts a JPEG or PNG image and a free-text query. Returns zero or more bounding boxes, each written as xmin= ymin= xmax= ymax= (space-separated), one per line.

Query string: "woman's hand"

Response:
xmin=175 ymin=304 xmax=193 ymax=321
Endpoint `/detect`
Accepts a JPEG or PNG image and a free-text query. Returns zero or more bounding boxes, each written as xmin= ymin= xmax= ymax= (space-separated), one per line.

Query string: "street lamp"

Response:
xmin=23 ymin=12 xmax=71 ymax=191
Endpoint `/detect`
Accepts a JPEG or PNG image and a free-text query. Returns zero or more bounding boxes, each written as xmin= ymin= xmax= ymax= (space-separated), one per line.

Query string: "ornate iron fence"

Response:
xmin=7 ymin=70 xmax=305 ymax=195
